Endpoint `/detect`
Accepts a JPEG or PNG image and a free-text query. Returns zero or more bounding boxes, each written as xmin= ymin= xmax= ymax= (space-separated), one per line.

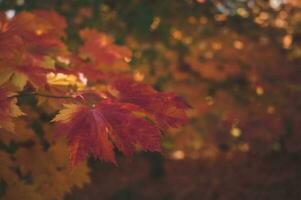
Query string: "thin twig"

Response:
xmin=9 ymin=92 xmax=74 ymax=99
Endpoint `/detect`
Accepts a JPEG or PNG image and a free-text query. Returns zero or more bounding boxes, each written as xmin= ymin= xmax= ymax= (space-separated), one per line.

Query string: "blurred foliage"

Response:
xmin=0 ymin=113 xmax=90 ymax=200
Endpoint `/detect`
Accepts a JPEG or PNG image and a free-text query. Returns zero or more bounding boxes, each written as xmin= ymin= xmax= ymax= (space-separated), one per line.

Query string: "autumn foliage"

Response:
xmin=1 ymin=0 xmax=301 ymax=200
xmin=0 ymin=9 xmax=188 ymax=200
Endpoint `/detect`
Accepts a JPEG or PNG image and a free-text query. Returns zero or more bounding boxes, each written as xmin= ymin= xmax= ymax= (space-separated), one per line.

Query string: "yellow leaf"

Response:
xmin=41 ymin=56 xmax=55 ymax=69
xmin=11 ymin=73 xmax=28 ymax=90
xmin=10 ymin=99 xmax=25 ymax=117
xmin=51 ymin=104 xmax=80 ymax=123
xmin=46 ymin=72 xmax=86 ymax=89
xmin=0 ymin=120 xmax=37 ymax=145
xmin=14 ymin=140 xmax=90 ymax=200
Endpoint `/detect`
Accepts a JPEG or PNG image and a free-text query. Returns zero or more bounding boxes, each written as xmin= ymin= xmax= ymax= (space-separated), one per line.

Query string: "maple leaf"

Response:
xmin=79 ymin=29 xmax=131 ymax=70
xmin=0 ymin=87 xmax=24 ymax=131
xmin=15 ymin=141 xmax=90 ymax=200
xmin=52 ymin=100 xmax=161 ymax=166
xmin=110 ymin=79 xmax=190 ymax=129
xmin=31 ymin=10 xmax=67 ymax=37
xmin=65 ymin=29 xmax=134 ymax=84
xmin=0 ymin=11 xmax=67 ymax=89
xmin=68 ymin=56 xmax=106 ymax=82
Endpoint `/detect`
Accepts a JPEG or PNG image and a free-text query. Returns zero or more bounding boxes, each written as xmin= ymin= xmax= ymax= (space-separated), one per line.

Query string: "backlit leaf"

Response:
xmin=53 ymin=99 xmax=161 ymax=166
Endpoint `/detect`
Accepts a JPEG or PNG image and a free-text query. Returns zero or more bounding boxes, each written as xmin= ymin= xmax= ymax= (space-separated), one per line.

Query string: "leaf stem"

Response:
xmin=9 ymin=92 xmax=74 ymax=99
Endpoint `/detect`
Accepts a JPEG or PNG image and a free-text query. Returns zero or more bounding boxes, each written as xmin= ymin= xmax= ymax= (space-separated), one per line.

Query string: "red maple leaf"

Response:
xmin=67 ymin=29 xmax=133 ymax=83
xmin=0 ymin=11 xmax=67 ymax=89
xmin=110 ymin=79 xmax=190 ymax=129
xmin=67 ymin=56 xmax=106 ymax=82
xmin=52 ymin=99 xmax=161 ymax=166
xmin=79 ymin=29 xmax=131 ymax=67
